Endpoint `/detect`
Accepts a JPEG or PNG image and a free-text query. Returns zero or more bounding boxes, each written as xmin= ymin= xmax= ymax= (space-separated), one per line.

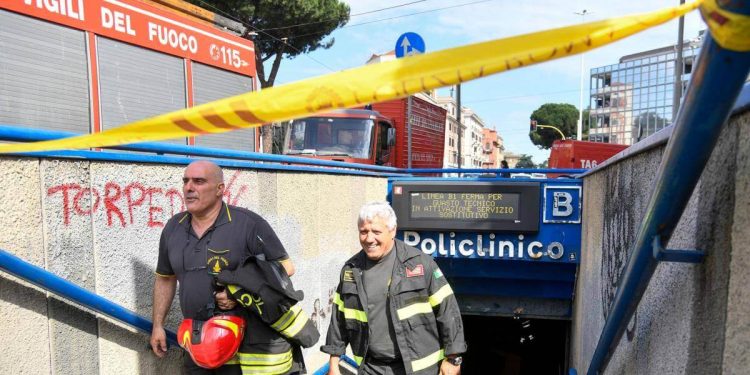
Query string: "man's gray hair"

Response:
xmin=358 ymin=201 xmax=397 ymax=230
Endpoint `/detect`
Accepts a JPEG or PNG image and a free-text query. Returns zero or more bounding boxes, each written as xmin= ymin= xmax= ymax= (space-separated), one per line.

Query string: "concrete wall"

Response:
xmin=0 ymin=161 xmax=387 ymax=373
xmin=570 ymin=110 xmax=750 ymax=374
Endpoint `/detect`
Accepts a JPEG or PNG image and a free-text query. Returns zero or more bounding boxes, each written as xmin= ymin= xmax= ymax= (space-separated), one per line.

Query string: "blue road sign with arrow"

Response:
xmin=395 ymin=32 xmax=425 ymax=58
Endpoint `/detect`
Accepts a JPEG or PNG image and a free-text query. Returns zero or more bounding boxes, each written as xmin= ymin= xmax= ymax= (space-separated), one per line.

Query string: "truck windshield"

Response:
xmin=284 ymin=117 xmax=374 ymax=159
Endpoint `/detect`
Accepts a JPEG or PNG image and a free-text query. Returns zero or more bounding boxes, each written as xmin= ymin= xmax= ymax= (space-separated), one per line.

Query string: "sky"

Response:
xmin=266 ymin=0 xmax=705 ymax=165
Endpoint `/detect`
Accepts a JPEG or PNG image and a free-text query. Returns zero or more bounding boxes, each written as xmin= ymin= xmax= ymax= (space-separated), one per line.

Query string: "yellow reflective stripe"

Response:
xmin=397 ymin=302 xmax=432 ymax=320
xmin=333 ymin=292 xmax=368 ymax=322
xmin=411 ymin=349 xmax=445 ymax=372
xmin=225 ymin=355 xmax=240 ymax=365
xmin=397 ymin=284 xmax=454 ymax=320
xmin=428 ymin=284 xmax=454 ymax=307
xmin=240 ymin=361 xmax=293 ymax=375
xmin=271 ymin=305 xmax=301 ymax=331
xmin=280 ymin=309 xmax=309 ymax=338
xmin=238 ymin=350 xmax=293 ymax=375
xmin=227 ymin=284 xmax=241 ymax=294
xmin=353 ymin=355 xmax=363 ymax=365
xmin=237 ymin=350 xmax=293 ymax=365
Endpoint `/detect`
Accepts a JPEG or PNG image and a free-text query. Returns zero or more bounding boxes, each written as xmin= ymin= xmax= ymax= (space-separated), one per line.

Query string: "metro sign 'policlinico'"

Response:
xmin=402 ymin=231 xmax=571 ymax=262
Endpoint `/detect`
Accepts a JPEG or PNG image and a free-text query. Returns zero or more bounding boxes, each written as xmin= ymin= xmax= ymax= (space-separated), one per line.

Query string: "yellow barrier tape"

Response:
xmin=701 ymin=0 xmax=750 ymax=51
xmin=0 ymin=1 xmax=701 ymax=154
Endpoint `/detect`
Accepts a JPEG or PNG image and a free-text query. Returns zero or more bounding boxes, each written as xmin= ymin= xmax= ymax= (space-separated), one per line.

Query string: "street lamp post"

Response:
xmin=574 ymin=9 xmax=591 ymax=141
xmin=531 ymin=120 xmax=567 ymax=140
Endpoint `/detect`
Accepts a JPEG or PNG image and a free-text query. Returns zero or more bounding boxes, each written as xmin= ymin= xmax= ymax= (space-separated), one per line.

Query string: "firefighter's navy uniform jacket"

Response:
xmin=218 ymin=254 xmax=320 ymax=348
xmin=321 ymin=240 xmax=467 ymax=374
xmin=156 ymin=203 xmax=303 ymax=374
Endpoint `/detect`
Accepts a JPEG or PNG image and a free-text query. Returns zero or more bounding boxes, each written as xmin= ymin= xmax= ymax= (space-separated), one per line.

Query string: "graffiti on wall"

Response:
xmin=310 ymin=288 xmax=335 ymax=331
xmin=600 ymin=171 xmax=640 ymax=341
xmin=47 ymin=171 xmax=249 ymax=228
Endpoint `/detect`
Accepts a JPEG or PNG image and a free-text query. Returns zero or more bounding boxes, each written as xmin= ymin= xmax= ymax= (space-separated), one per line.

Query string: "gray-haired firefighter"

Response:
xmin=322 ymin=202 xmax=467 ymax=375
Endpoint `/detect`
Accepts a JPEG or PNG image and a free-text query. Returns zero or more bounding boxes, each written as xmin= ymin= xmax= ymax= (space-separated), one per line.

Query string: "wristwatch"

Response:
xmin=446 ymin=356 xmax=463 ymax=366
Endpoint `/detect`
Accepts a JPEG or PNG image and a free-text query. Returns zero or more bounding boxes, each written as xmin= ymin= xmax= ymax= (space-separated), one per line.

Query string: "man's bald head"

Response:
xmin=187 ymin=160 xmax=224 ymax=184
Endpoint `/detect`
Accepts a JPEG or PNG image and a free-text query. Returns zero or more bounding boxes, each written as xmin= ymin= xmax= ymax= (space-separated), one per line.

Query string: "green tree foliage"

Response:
xmin=516 ymin=154 xmax=536 ymax=169
xmin=192 ymin=0 xmax=350 ymax=88
xmin=529 ymin=103 xmax=579 ymax=149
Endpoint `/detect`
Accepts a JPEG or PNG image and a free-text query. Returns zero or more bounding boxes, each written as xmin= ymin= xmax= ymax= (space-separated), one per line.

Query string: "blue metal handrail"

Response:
xmin=0 ymin=125 xmax=402 ymax=175
xmin=586 ymin=3 xmax=750 ymax=373
xmin=0 ymin=248 xmax=178 ymax=346
xmin=0 ymin=125 xmax=587 ymax=178
xmin=312 ymin=355 xmax=360 ymax=375
xmin=406 ymin=167 xmax=586 ymax=174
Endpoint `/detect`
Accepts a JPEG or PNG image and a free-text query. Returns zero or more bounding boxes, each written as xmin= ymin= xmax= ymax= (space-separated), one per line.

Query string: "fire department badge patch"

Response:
xmin=406 ymin=264 xmax=424 ymax=278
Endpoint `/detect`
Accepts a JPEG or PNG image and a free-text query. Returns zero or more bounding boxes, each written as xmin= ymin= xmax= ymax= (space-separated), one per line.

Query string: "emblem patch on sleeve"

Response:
xmin=433 ymin=268 xmax=444 ymax=279
xmin=343 ymin=270 xmax=354 ymax=282
xmin=406 ymin=264 xmax=424 ymax=278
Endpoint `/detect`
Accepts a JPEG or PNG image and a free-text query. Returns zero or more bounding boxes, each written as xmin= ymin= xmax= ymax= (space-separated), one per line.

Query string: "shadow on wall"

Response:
xmin=0 ymin=275 xmax=48 ymax=316
xmin=133 ymin=258 xmax=183 ymax=373
xmin=684 ymin=124 xmax=738 ymax=375
xmin=48 ymin=297 xmax=99 ymax=373
xmin=1 ymin=275 xmax=100 ymax=373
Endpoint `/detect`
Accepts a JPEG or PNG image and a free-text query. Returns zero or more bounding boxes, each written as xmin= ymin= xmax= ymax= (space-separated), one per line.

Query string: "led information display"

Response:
xmin=410 ymin=192 xmax=520 ymax=221
xmin=391 ymin=181 xmax=540 ymax=232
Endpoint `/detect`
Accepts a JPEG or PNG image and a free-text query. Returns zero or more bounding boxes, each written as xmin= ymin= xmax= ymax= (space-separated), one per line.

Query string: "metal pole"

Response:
xmin=456 ymin=84 xmax=462 ymax=169
xmin=673 ymin=0 xmax=686 ymax=120
xmin=575 ymin=10 xmax=590 ymax=141
xmin=407 ymin=96 xmax=413 ymax=169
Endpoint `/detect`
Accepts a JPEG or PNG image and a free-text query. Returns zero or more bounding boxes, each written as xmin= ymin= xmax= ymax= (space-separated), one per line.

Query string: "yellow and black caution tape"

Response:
xmin=701 ymin=0 xmax=750 ymax=51
xmin=0 ymin=1 xmax=703 ymax=154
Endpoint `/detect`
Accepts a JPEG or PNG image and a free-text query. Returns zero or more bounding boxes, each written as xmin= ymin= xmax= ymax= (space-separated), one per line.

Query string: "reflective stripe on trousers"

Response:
xmin=224 ymin=349 xmax=293 ymax=374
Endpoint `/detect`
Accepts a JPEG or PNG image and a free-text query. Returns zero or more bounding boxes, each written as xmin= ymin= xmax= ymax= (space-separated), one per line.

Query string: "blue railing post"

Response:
xmin=586 ymin=2 xmax=750 ymax=374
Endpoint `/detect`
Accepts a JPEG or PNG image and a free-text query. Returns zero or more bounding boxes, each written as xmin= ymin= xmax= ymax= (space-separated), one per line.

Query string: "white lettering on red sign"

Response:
xmin=148 ymin=22 xmax=199 ymax=54
xmin=24 ymin=0 xmax=85 ymax=21
xmin=580 ymin=160 xmax=598 ymax=169
xmin=101 ymin=7 xmax=135 ymax=36
xmin=208 ymin=44 xmax=244 ymax=68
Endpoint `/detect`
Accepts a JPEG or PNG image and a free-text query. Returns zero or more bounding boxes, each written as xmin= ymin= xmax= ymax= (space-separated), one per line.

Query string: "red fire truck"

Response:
xmin=282 ymin=96 xmax=447 ymax=168
xmin=0 ymin=0 xmax=257 ymax=151
xmin=548 ymin=139 xmax=628 ymax=170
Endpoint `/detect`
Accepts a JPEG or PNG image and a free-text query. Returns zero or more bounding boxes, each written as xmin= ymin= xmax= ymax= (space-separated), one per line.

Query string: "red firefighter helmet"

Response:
xmin=177 ymin=314 xmax=246 ymax=369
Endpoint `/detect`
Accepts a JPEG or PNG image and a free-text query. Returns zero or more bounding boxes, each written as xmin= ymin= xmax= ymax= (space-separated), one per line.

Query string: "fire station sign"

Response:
xmin=5 ymin=0 xmax=255 ymax=75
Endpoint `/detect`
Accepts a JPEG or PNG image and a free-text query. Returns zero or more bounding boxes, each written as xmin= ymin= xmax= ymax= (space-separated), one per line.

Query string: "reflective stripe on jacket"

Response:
xmin=321 ymin=240 xmax=467 ymax=374
xmin=220 ymin=256 xmax=320 ymax=349
xmin=219 ymin=256 xmax=320 ymax=374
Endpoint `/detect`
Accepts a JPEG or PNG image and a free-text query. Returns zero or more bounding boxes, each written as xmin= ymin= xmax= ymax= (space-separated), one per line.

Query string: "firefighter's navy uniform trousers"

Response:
xmin=321 ymin=240 xmax=467 ymax=374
